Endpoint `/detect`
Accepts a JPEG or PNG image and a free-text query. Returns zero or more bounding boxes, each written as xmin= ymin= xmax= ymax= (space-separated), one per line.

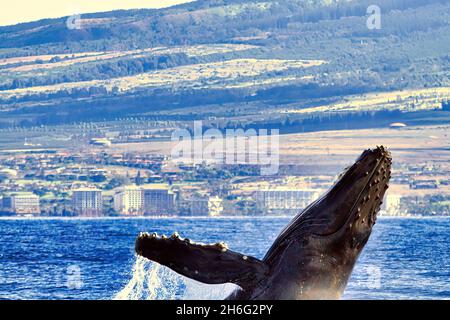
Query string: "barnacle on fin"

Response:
xmin=214 ymin=241 xmax=229 ymax=252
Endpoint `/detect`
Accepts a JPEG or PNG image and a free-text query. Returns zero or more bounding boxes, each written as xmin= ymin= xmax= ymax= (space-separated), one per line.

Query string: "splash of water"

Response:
xmin=114 ymin=256 xmax=237 ymax=300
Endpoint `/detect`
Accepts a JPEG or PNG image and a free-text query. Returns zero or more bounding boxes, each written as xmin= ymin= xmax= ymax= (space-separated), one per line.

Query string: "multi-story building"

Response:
xmin=142 ymin=184 xmax=176 ymax=216
xmin=1 ymin=192 xmax=40 ymax=215
xmin=190 ymin=194 xmax=209 ymax=216
xmin=114 ymin=185 xmax=144 ymax=215
xmin=381 ymin=194 xmax=404 ymax=216
xmin=71 ymin=188 xmax=103 ymax=217
xmin=254 ymin=189 xmax=321 ymax=215
xmin=189 ymin=194 xmax=223 ymax=216
xmin=207 ymin=196 xmax=224 ymax=217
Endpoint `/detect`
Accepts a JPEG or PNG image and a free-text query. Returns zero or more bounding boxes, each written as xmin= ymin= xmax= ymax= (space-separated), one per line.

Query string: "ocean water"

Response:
xmin=0 ymin=217 xmax=448 ymax=300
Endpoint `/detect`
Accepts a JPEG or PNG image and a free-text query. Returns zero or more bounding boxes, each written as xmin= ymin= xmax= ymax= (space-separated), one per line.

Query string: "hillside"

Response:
xmin=0 ymin=0 xmax=449 ymax=127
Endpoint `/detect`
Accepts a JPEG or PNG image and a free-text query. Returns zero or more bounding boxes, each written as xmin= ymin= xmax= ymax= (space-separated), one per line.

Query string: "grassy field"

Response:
xmin=0 ymin=58 xmax=325 ymax=102
xmin=280 ymin=87 xmax=450 ymax=114
xmin=0 ymin=44 xmax=258 ymax=73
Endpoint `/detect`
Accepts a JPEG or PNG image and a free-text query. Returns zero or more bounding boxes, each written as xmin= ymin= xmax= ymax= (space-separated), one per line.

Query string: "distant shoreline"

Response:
xmin=0 ymin=215 xmax=448 ymax=221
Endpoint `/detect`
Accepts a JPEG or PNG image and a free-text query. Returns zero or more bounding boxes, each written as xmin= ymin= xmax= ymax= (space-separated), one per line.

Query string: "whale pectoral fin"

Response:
xmin=135 ymin=233 xmax=268 ymax=290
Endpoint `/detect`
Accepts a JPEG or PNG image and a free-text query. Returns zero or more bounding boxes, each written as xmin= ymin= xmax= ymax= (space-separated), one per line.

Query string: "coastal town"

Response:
xmin=0 ymin=136 xmax=448 ymax=217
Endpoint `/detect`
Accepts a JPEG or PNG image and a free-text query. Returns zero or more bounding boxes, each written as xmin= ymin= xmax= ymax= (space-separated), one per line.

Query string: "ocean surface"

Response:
xmin=0 ymin=217 xmax=448 ymax=300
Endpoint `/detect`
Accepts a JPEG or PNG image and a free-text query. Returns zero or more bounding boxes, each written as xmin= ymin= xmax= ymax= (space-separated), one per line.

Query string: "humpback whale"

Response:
xmin=135 ymin=146 xmax=392 ymax=299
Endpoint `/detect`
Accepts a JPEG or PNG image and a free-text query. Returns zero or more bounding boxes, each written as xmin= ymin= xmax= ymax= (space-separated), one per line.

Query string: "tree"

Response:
xmin=135 ymin=171 xmax=144 ymax=185
xmin=104 ymin=175 xmax=130 ymax=190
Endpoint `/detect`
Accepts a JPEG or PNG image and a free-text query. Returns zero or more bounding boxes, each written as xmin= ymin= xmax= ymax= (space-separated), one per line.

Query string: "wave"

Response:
xmin=114 ymin=256 xmax=237 ymax=300
xmin=0 ymin=215 xmax=448 ymax=221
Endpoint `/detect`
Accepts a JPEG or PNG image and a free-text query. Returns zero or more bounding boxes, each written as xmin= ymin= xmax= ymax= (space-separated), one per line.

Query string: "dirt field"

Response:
xmin=107 ymin=124 xmax=450 ymax=164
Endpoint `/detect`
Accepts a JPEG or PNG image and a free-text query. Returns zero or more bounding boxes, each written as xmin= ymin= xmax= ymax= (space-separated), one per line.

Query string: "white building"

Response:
xmin=112 ymin=184 xmax=178 ymax=216
xmin=72 ymin=188 xmax=103 ymax=217
xmin=114 ymin=185 xmax=144 ymax=216
xmin=207 ymin=196 xmax=223 ymax=217
xmin=254 ymin=189 xmax=321 ymax=214
xmin=381 ymin=194 xmax=404 ymax=216
xmin=2 ymin=192 xmax=40 ymax=215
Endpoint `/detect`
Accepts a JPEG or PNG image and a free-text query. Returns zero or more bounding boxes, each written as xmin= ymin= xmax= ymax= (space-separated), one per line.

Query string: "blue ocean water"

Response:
xmin=0 ymin=217 xmax=448 ymax=300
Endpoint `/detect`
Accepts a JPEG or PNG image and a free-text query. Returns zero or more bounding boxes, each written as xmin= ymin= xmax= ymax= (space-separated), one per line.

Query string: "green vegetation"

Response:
xmin=0 ymin=0 xmax=448 ymax=127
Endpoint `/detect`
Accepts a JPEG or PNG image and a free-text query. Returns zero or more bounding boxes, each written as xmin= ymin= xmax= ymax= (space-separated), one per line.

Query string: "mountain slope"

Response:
xmin=0 ymin=0 xmax=449 ymax=127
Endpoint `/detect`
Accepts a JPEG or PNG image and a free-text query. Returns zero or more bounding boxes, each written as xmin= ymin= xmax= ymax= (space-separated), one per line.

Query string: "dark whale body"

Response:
xmin=135 ymin=146 xmax=392 ymax=299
